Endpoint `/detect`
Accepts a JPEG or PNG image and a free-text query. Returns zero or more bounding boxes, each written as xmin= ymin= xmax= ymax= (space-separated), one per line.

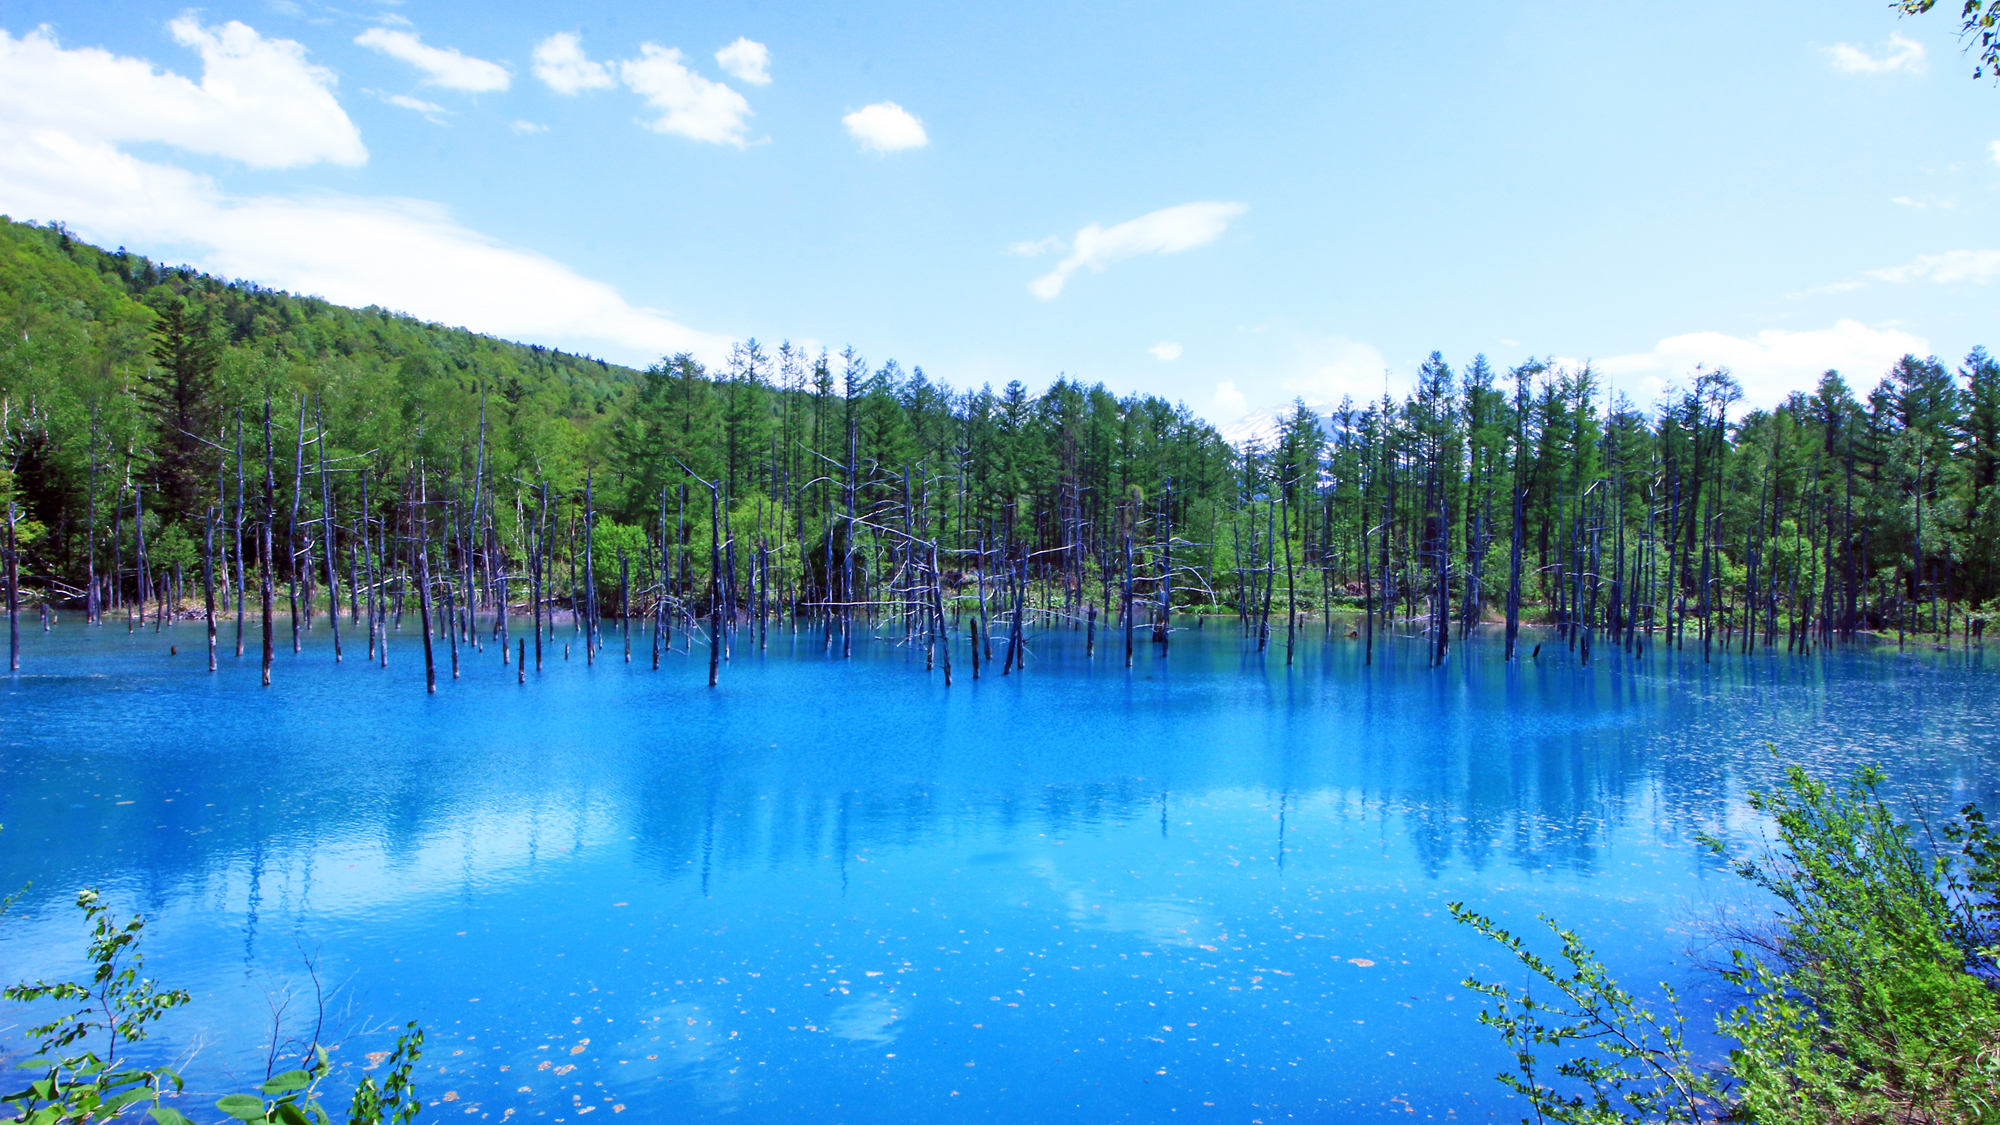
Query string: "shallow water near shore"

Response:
xmin=2 ymin=616 xmax=1997 ymax=1122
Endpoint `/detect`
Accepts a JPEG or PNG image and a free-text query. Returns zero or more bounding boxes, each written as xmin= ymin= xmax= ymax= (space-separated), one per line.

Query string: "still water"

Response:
xmin=2 ymin=618 xmax=1997 ymax=1122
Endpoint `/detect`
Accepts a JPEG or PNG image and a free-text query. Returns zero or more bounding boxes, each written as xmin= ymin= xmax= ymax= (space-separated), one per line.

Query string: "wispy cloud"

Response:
xmin=842 ymin=101 xmax=927 ymax=152
xmin=1148 ymin=342 xmax=1182 ymax=361
xmin=1005 ymin=236 xmax=1063 ymax=257
xmin=1030 ymin=201 xmax=1245 ymax=299
xmin=1827 ymin=33 xmax=1926 ymax=74
xmin=386 ymin=93 xmax=448 ymax=124
xmin=620 ymin=44 xmax=752 ymax=146
xmin=1792 ymin=279 xmax=1866 ymax=298
xmin=714 ymin=38 xmax=770 ymax=86
xmin=354 ymin=27 xmax=509 ymax=92
xmin=509 ymin=119 xmax=548 ymax=135
xmin=1867 ymin=248 xmax=2000 ymax=284
xmin=531 ymin=32 xmax=613 ymax=95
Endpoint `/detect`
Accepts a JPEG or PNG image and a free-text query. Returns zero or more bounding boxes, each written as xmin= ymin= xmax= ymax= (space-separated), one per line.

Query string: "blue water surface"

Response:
xmin=2 ymin=615 xmax=1997 ymax=1123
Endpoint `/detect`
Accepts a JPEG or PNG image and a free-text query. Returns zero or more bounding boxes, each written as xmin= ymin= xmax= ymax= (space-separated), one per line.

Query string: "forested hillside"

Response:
xmin=0 ymin=215 xmax=1995 ymax=667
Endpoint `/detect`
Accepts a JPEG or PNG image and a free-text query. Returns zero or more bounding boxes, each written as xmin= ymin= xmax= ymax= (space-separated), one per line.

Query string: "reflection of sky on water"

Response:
xmin=0 ymin=621 xmax=1996 ymax=1120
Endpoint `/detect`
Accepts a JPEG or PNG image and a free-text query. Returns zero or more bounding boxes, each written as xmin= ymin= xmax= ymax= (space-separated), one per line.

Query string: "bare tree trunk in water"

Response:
xmin=930 ymin=541 xmax=952 ymax=686
xmin=134 ymin=482 xmax=147 ymax=634
xmin=261 ymin=400 xmax=276 ymax=686
xmin=654 ymin=487 xmax=669 ymax=669
xmin=442 ymin=534 xmax=460 ymax=680
xmin=1281 ymin=483 xmax=1296 ymax=666
xmin=235 ymin=410 xmax=246 ymax=657
xmin=1004 ymin=558 xmax=1027 ymax=674
xmin=290 ymin=397 xmax=307 ymax=652
xmin=416 ymin=541 xmax=437 ymax=694
xmin=1123 ymin=533 xmax=1135 ymax=668
xmin=316 ymin=397 xmax=341 ymax=662
xmin=202 ymin=504 xmax=217 ymax=671
xmin=7 ymin=502 xmax=18 ymax=672
xmin=583 ymin=472 xmax=597 ymax=663
xmin=535 ymin=482 xmax=548 ymax=670
xmin=708 ymin=481 xmax=722 ymax=687
xmin=86 ymin=417 xmax=99 ymax=625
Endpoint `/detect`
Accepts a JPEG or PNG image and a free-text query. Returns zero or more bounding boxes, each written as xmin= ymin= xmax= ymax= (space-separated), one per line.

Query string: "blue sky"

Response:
xmin=2 ymin=0 xmax=1996 ymax=424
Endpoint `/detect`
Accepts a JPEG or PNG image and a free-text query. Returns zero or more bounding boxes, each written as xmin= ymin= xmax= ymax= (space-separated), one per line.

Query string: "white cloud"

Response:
xmin=1600 ymin=320 xmax=1928 ymax=409
xmin=1148 ymin=342 xmax=1183 ymax=361
xmin=386 ymin=93 xmax=448 ymax=124
xmin=0 ymin=134 xmax=729 ymax=366
xmin=509 ymin=119 xmax=548 ymax=135
xmin=1867 ymin=248 xmax=2000 ymax=284
xmin=842 ymin=101 xmax=927 ymax=153
xmin=714 ymin=38 xmax=770 ymax=86
xmin=1827 ymin=33 xmax=1926 ymax=74
xmin=619 ymin=44 xmax=752 ymax=146
xmin=1030 ymin=201 xmax=1245 ymax=299
xmin=0 ymin=22 xmax=728 ymax=369
xmin=1990 ymin=139 xmax=2000 ymax=165
xmin=1279 ymin=335 xmax=1391 ymax=403
xmin=531 ymin=32 xmax=612 ymax=95
xmin=1794 ymin=278 xmax=1866 ymax=297
xmin=354 ymin=27 xmax=509 ymax=92
xmin=1212 ymin=381 xmax=1249 ymax=423
xmin=0 ymin=21 xmax=364 ymax=169
xmin=1005 ymin=236 xmax=1063 ymax=257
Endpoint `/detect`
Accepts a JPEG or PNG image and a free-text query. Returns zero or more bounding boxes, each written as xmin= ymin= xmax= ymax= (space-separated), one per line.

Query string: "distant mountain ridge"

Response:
xmin=1218 ymin=401 xmax=1337 ymax=449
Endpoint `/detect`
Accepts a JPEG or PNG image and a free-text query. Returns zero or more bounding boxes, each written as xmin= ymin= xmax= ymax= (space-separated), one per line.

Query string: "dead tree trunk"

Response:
xmin=316 ymin=397 xmax=341 ymax=662
xmin=234 ymin=410 xmax=246 ymax=657
xmin=202 ymin=503 xmax=217 ymax=671
xmin=7 ymin=502 xmax=17 ymax=672
xmin=708 ymin=480 xmax=722 ymax=687
xmin=260 ymin=400 xmax=276 ymax=687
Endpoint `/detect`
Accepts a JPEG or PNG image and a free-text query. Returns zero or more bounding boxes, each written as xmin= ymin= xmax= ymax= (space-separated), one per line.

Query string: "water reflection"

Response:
xmin=0 ymin=621 xmax=1996 ymax=1120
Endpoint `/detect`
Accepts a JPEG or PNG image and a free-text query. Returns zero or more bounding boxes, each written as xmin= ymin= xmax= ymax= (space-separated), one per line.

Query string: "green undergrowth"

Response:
xmin=1453 ymin=757 xmax=2000 ymax=1123
xmin=1 ymin=877 xmax=424 ymax=1125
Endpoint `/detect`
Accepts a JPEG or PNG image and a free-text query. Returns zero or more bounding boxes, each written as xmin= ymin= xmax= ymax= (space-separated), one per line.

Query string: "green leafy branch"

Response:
xmin=1456 ymin=761 xmax=2000 ymax=1124
xmin=2 ymin=889 xmax=425 ymax=1125
xmin=4 ymin=888 xmax=191 ymax=1125
xmin=1448 ymin=904 xmax=1724 ymax=1124
xmin=1897 ymin=1 xmax=2000 ymax=79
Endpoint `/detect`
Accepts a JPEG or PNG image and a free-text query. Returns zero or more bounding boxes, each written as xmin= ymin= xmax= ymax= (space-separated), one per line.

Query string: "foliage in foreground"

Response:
xmin=1453 ymin=761 xmax=2000 ymax=1123
xmin=1 ymin=889 xmax=423 ymax=1125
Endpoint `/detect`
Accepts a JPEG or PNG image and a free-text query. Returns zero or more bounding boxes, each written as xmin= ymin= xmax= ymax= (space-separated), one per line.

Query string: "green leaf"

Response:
xmin=262 ymin=1070 xmax=314 ymax=1096
xmin=148 ymin=1109 xmax=199 ymax=1125
xmin=102 ymin=1087 xmax=155 ymax=1113
xmin=273 ymin=1101 xmax=313 ymax=1125
xmin=215 ymin=1092 xmax=270 ymax=1121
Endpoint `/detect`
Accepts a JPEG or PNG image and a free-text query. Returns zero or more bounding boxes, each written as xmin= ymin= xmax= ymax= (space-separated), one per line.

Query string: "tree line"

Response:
xmin=1 ymin=217 xmax=1994 ymax=681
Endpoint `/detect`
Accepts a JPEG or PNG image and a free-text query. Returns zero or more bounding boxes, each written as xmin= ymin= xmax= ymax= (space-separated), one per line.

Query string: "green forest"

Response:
xmin=1 ymin=215 xmax=1996 ymax=672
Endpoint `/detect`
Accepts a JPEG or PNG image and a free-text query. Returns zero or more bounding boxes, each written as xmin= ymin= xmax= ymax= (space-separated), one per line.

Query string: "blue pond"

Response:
xmin=2 ymin=617 xmax=1998 ymax=1122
